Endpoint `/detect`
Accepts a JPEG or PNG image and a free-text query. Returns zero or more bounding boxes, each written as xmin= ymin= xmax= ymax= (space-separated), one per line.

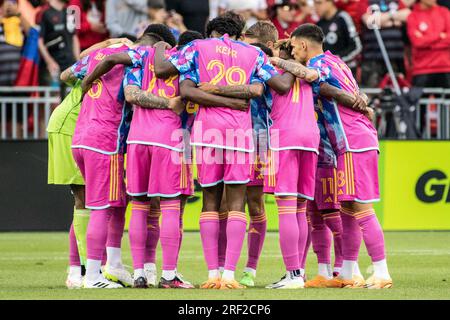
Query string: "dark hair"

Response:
xmin=205 ymin=16 xmax=242 ymax=39
xmin=118 ymin=33 xmax=137 ymax=42
xmin=81 ymin=0 xmax=104 ymax=13
xmin=245 ymin=21 xmax=279 ymax=45
xmin=291 ymin=23 xmax=324 ymax=44
xmin=142 ymin=23 xmax=177 ymax=48
xmin=177 ymin=30 xmax=204 ymax=48
xmin=220 ymin=11 xmax=246 ymax=36
xmin=251 ymin=43 xmax=274 ymax=57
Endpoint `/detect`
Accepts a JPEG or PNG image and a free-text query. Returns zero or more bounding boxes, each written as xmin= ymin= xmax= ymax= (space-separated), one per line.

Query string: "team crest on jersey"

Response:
xmin=329 ymin=23 xmax=337 ymax=32
xmin=94 ymin=52 xmax=106 ymax=61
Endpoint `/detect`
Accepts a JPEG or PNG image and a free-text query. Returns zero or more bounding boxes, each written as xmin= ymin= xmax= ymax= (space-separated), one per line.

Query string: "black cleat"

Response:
xmin=158 ymin=276 xmax=194 ymax=289
xmin=133 ymin=277 xmax=148 ymax=288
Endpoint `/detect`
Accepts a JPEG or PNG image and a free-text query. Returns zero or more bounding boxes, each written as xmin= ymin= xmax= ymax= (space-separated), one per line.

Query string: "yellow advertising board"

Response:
xmin=381 ymin=141 xmax=450 ymax=230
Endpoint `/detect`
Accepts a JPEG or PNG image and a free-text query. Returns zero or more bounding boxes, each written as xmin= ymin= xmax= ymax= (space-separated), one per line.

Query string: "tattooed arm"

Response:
xmin=197 ymin=82 xmax=264 ymax=99
xmin=124 ymin=85 xmax=185 ymax=115
xmin=79 ymin=38 xmax=133 ymax=59
xmin=180 ymin=80 xmax=249 ymax=111
xmin=270 ymin=57 xmax=319 ymax=83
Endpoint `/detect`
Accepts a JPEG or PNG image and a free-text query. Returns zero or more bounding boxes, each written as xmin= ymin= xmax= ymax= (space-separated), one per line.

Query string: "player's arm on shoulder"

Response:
xmin=81 ymin=52 xmax=133 ymax=94
xmin=80 ymin=38 xmax=133 ymax=58
xmin=154 ymin=41 xmax=179 ymax=79
xmin=270 ymin=57 xmax=319 ymax=83
xmin=60 ymin=56 xmax=90 ymax=86
xmin=124 ymin=85 xmax=185 ymax=115
xmin=60 ymin=68 xmax=78 ymax=87
xmin=180 ymin=79 xmax=249 ymax=111
xmin=319 ymin=83 xmax=373 ymax=120
xmin=266 ymin=71 xmax=295 ymax=95
xmin=197 ymin=82 xmax=264 ymax=99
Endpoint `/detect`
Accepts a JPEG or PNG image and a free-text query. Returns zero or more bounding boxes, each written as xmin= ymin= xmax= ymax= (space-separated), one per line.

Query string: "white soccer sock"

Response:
xmin=333 ymin=267 xmax=342 ymax=275
xmin=352 ymin=263 xmax=363 ymax=277
xmin=208 ymin=269 xmax=220 ymax=279
xmin=373 ymin=259 xmax=390 ymax=280
xmin=144 ymin=263 xmax=156 ymax=271
xmin=134 ymin=268 xmax=145 ymax=280
xmin=318 ymin=263 xmax=332 ymax=279
xmin=219 ymin=267 xmax=224 ymax=273
xmin=86 ymin=259 xmax=102 ymax=282
xmin=341 ymin=260 xmax=356 ymax=280
xmin=106 ymin=247 xmax=122 ymax=268
xmin=162 ymin=270 xmax=176 ymax=280
xmin=244 ymin=267 xmax=256 ymax=277
xmin=69 ymin=266 xmax=81 ymax=278
xmin=222 ymin=270 xmax=235 ymax=281
xmin=300 ymin=268 xmax=305 ymax=277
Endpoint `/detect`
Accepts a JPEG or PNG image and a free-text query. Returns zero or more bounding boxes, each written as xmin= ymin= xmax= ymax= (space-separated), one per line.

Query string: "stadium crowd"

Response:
xmin=0 ymin=0 xmax=449 ymax=89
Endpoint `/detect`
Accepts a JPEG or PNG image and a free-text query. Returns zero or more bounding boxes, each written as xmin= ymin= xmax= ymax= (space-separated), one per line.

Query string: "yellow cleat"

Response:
xmin=325 ymin=277 xmax=355 ymax=288
xmin=200 ymin=278 xmax=221 ymax=289
xmin=305 ymin=275 xmax=330 ymax=288
xmin=219 ymin=279 xmax=246 ymax=290
xmin=365 ymin=276 xmax=393 ymax=289
xmin=351 ymin=275 xmax=366 ymax=288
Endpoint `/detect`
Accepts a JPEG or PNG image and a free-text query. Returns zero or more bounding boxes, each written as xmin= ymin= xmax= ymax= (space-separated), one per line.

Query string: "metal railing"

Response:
xmin=0 ymin=86 xmax=449 ymax=140
xmin=0 ymin=87 xmax=60 ymax=140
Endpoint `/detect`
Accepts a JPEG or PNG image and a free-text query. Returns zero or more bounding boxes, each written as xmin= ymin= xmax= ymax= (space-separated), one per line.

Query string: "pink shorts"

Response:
xmin=309 ymin=166 xmax=341 ymax=211
xmin=72 ymin=148 xmax=126 ymax=209
xmin=195 ymin=146 xmax=252 ymax=187
xmin=336 ymin=151 xmax=380 ymax=203
xmin=264 ymin=149 xmax=317 ymax=200
xmin=126 ymin=144 xmax=193 ymax=198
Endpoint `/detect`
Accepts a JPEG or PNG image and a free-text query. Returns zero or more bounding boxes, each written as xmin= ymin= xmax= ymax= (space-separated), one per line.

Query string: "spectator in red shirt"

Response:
xmin=69 ymin=0 xmax=108 ymax=51
xmin=335 ymin=0 xmax=363 ymax=32
xmin=407 ymin=0 xmax=450 ymax=88
xmin=270 ymin=0 xmax=301 ymax=39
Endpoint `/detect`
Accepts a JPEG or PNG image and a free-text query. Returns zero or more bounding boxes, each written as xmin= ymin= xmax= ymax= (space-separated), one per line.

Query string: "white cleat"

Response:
xmin=83 ymin=275 xmax=123 ymax=289
xmin=266 ymin=272 xmax=305 ymax=289
xmin=103 ymin=265 xmax=133 ymax=288
xmin=144 ymin=268 xmax=157 ymax=287
xmin=65 ymin=274 xmax=83 ymax=289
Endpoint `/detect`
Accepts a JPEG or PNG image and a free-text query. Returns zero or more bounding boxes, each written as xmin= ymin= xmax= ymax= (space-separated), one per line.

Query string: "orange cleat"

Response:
xmin=219 ymin=279 xmax=246 ymax=290
xmin=305 ymin=275 xmax=330 ymax=288
xmin=200 ymin=278 xmax=221 ymax=289
xmin=365 ymin=276 xmax=393 ymax=289
xmin=325 ymin=277 xmax=355 ymax=288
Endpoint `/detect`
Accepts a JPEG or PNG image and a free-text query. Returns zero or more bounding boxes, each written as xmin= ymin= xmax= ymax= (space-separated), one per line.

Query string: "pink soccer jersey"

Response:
xmin=71 ymin=44 xmax=132 ymax=154
xmin=268 ymin=73 xmax=320 ymax=153
xmin=169 ymin=34 xmax=278 ymax=152
xmin=125 ymin=47 xmax=184 ymax=151
xmin=308 ymin=51 xmax=379 ymax=154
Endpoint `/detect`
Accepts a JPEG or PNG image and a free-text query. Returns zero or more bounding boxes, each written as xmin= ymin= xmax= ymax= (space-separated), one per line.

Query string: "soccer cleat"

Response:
xmin=267 ymin=272 xmax=304 ymax=289
xmin=325 ymin=277 xmax=355 ymax=288
xmin=365 ymin=276 xmax=393 ymax=289
xmin=103 ymin=265 xmax=133 ymax=288
xmin=158 ymin=276 xmax=195 ymax=289
xmin=304 ymin=275 xmax=330 ymax=288
xmin=352 ymin=275 xmax=366 ymax=288
xmin=200 ymin=278 xmax=221 ymax=289
xmin=144 ymin=268 xmax=157 ymax=287
xmin=65 ymin=275 xmax=83 ymax=289
xmin=133 ymin=276 xmax=148 ymax=289
xmin=83 ymin=275 xmax=123 ymax=289
xmin=239 ymin=272 xmax=255 ymax=287
xmin=175 ymin=272 xmax=194 ymax=288
xmin=219 ymin=279 xmax=246 ymax=290
xmin=265 ymin=274 xmax=287 ymax=289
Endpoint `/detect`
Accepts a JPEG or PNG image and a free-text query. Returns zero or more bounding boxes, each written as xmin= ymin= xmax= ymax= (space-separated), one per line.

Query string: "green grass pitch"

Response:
xmin=0 ymin=231 xmax=449 ymax=300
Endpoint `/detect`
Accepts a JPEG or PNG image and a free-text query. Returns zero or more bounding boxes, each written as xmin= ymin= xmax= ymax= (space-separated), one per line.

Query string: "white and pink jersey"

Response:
xmin=125 ymin=47 xmax=185 ymax=151
xmin=169 ymin=34 xmax=278 ymax=152
xmin=71 ymin=45 xmax=132 ymax=155
xmin=308 ymin=51 xmax=378 ymax=154
xmin=267 ymin=72 xmax=320 ymax=153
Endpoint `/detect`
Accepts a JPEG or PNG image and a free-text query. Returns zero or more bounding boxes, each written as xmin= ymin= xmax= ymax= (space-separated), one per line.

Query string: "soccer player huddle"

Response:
xmin=47 ymin=12 xmax=392 ymax=290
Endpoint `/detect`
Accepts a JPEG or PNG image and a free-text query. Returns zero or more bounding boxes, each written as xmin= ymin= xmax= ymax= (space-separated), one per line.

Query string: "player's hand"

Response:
xmin=228 ymin=98 xmax=249 ymax=111
xmin=168 ymin=96 xmax=185 ymax=115
xmin=109 ymin=37 xmax=134 ymax=47
xmin=198 ymin=82 xmax=219 ymax=94
xmin=363 ymin=107 xmax=375 ymax=121
xmin=352 ymin=94 xmax=368 ymax=112
xmin=154 ymin=41 xmax=172 ymax=51
xmin=269 ymin=57 xmax=282 ymax=67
